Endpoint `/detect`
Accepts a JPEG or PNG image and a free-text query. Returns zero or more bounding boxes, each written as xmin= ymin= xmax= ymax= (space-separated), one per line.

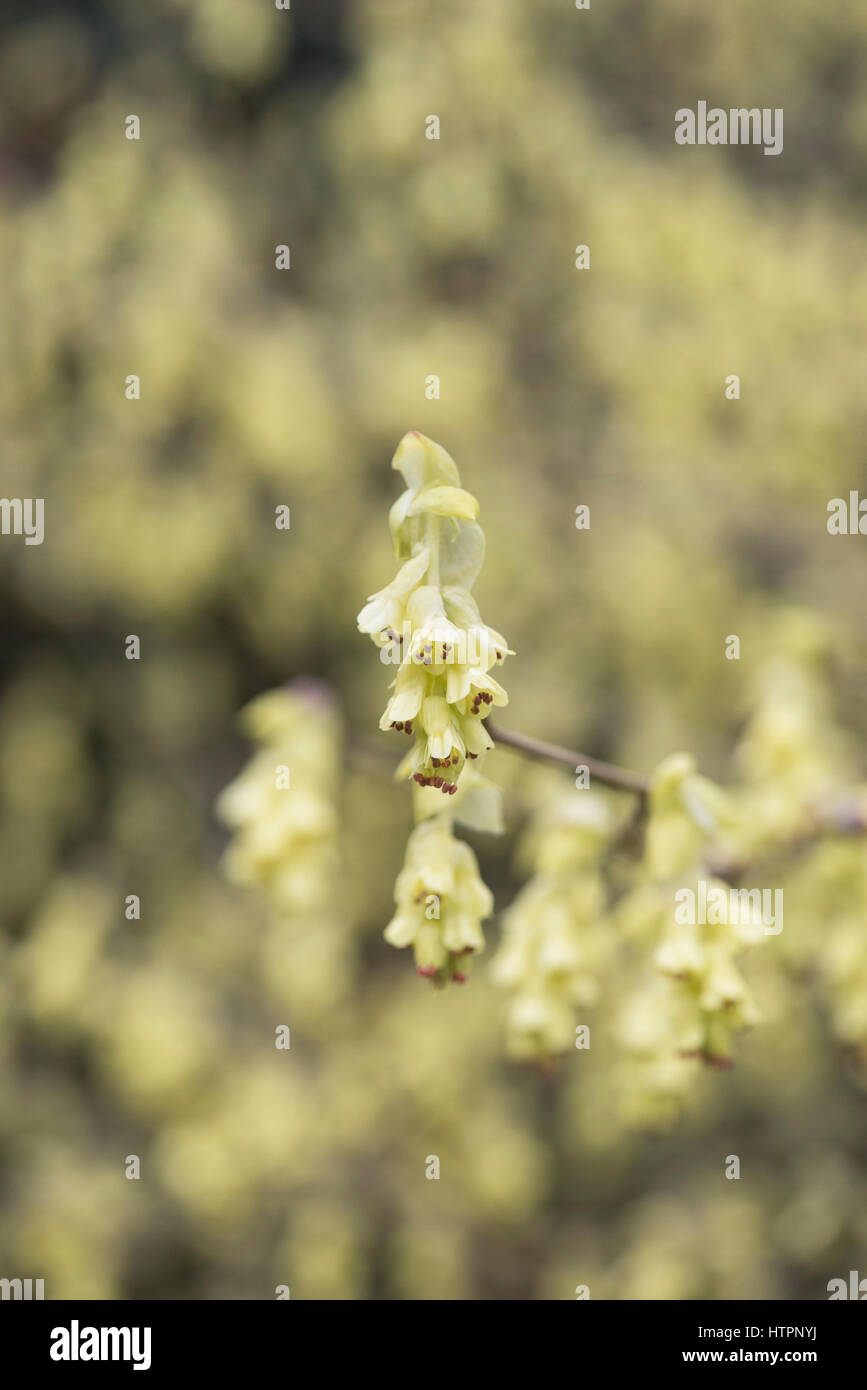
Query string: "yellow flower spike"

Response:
xmin=359 ymin=433 xmax=510 ymax=800
xmin=642 ymin=754 xmax=759 ymax=1071
xmin=645 ymin=752 xmax=734 ymax=880
xmin=492 ymin=793 xmax=614 ymax=1058
xmin=360 ymin=434 xmax=510 ymax=981
xmin=651 ymin=864 xmax=761 ymax=1068
xmin=384 ymin=819 xmax=494 ymax=986
xmin=216 ymin=681 xmax=341 ymax=915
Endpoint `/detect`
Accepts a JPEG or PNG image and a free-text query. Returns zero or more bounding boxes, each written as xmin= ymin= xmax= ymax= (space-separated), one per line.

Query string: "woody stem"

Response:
xmin=484 ymin=719 xmax=650 ymax=799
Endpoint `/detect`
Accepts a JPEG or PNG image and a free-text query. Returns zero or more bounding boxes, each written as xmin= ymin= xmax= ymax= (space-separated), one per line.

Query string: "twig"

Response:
xmin=485 ymin=720 xmax=650 ymax=799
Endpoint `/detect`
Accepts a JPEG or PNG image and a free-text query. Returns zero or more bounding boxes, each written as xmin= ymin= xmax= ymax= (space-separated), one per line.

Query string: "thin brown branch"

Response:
xmin=485 ymin=720 xmax=650 ymax=799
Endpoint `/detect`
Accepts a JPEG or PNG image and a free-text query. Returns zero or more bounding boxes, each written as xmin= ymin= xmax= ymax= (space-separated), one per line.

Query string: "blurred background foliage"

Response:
xmin=1 ymin=0 xmax=866 ymax=1299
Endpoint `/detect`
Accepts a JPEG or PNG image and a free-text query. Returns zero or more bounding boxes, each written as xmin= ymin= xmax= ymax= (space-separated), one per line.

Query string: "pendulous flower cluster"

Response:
xmin=639 ymin=753 xmax=759 ymax=1068
xmin=384 ymin=818 xmax=494 ymax=985
xmin=358 ymin=431 xmax=511 ymax=796
xmin=360 ymin=432 xmax=509 ymax=983
xmin=492 ymin=791 xmax=614 ymax=1057
xmin=216 ymin=680 xmax=340 ymax=913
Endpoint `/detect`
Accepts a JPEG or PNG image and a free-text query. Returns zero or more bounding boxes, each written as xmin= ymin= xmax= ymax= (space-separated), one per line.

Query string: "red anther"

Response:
xmin=416 ymin=964 xmax=437 ymax=978
xmin=433 ymin=777 xmax=444 ymax=789
xmin=452 ymin=973 xmax=468 ymax=984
